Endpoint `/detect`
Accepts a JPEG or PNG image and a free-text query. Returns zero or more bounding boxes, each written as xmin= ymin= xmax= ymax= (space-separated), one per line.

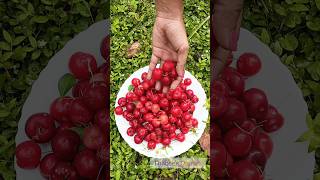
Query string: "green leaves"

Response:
xmin=2 ymin=30 xmax=12 ymax=43
xmin=58 ymin=73 xmax=76 ymax=97
xmin=297 ymin=114 xmax=320 ymax=152
xmin=279 ymin=34 xmax=299 ymax=51
xmin=307 ymin=17 xmax=320 ymax=31
xmin=31 ymin=16 xmax=49 ymax=23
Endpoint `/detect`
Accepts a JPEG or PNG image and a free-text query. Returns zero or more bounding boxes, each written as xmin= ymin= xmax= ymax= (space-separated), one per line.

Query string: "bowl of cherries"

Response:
xmin=114 ymin=60 xmax=209 ymax=158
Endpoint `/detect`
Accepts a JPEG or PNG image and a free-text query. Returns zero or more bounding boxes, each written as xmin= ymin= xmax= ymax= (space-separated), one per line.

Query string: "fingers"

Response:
xmin=147 ymin=54 xmax=159 ymax=80
xmin=170 ymin=43 xmax=188 ymax=89
xmin=155 ymin=60 xmax=164 ymax=91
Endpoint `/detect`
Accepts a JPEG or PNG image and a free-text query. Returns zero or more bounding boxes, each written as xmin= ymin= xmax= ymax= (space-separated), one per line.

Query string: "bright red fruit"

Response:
xmin=100 ymin=35 xmax=110 ymax=60
xmin=237 ymin=53 xmax=262 ymax=77
xmin=253 ymin=130 xmax=273 ymax=158
xmin=50 ymin=96 xmax=72 ymax=123
xmin=228 ymin=160 xmax=263 ymax=180
xmin=224 ymin=128 xmax=252 ymax=157
xmin=68 ymin=99 xmax=93 ymax=125
xmin=40 ymin=153 xmax=59 ymax=177
xmin=115 ymin=106 xmax=123 ymax=115
xmin=262 ymin=105 xmax=284 ymax=132
xmin=83 ymin=84 xmax=108 ymax=111
xmin=243 ymin=88 xmax=268 ymax=120
xmin=152 ymin=68 xmax=163 ymax=80
xmin=148 ymin=141 xmax=156 ymax=149
xmin=219 ymin=98 xmax=247 ymax=129
xmin=83 ymin=125 xmax=106 ymax=150
xmin=49 ymin=162 xmax=78 ymax=180
xmin=15 ymin=141 xmax=41 ymax=169
xmin=51 ymin=130 xmax=80 ymax=161
xmin=162 ymin=60 xmax=175 ymax=72
xmin=72 ymin=80 xmax=90 ymax=97
xmin=184 ymin=78 xmax=192 ymax=86
xmin=68 ymin=52 xmax=97 ymax=80
xmin=221 ymin=67 xmax=245 ymax=97
xmin=73 ymin=149 xmax=100 ymax=178
xmin=25 ymin=113 xmax=56 ymax=143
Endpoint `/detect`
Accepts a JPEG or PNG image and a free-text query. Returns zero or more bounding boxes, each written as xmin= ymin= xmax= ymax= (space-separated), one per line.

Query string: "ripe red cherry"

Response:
xmin=219 ymin=98 xmax=247 ymax=129
xmin=57 ymin=122 xmax=74 ymax=132
xmin=161 ymin=76 xmax=172 ymax=86
xmin=148 ymin=141 xmax=157 ymax=149
xmin=162 ymin=60 xmax=175 ymax=72
xmin=245 ymin=149 xmax=267 ymax=170
xmin=184 ymin=78 xmax=192 ymax=86
xmin=253 ymin=130 xmax=273 ymax=158
xmin=151 ymin=94 xmax=160 ymax=103
xmin=191 ymin=118 xmax=198 ymax=127
xmin=83 ymin=84 xmax=108 ymax=111
xmin=83 ymin=125 xmax=106 ymax=150
xmin=134 ymin=87 xmax=144 ymax=96
xmin=25 ymin=113 xmax=56 ymax=143
xmin=159 ymin=98 xmax=169 ymax=108
xmin=68 ymin=99 xmax=93 ymax=125
xmin=72 ymin=80 xmax=90 ymax=97
xmin=134 ymin=135 xmax=143 ymax=144
xmin=50 ymin=96 xmax=72 ymax=123
xmin=49 ymin=162 xmax=78 ymax=180
xmin=152 ymin=68 xmax=163 ymax=80
xmin=171 ymin=106 xmax=182 ymax=117
xmin=142 ymin=81 xmax=150 ymax=90
xmin=192 ymin=96 xmax=199 ymax=103
xmin=141 ymin=72 xmax=148 ymax=80
xmin=221 ymin=67 xmax=245 ymax=97
xmin=240 ymin=119 xmax=257 ymax=133
xmin=176 ymin=133 xmax=186 ymax=142
xmin=212 ymin=142 xmax=227 ymax=177
xmin=224 ymin=128 xmax=252 ymax=157
xmin=73 ymin=149 xmax=100 ymax=179
xmin=243 ymin=88 xmax=269 ymax=120
xmin=172 ymin=90 xmax=182 ymax=99
xmin=162 ymin=138 xmax=171 ymax=146
xmin=15 ymin=141 xmax=41 ymax=169
xmin=100 ymin=35 xmax=110 ymax=60
xmin=262 ymin=105 xmax=284 ymax=132
xmin=96 ymin=144 xmax=108 ymax=163
xmin=51 ymin=129 xmax=80 ymax=161
xmin=94 ymin=109 xmax=108 ymax=131
xmin=181 ymin=127 xmax=189 ymax=134
xmin=40 ymin=153 xmax=59 ymax=177
xmin=212 ymin=92 xmax=228 ymax=118
xmin=212 ymin=79 xmax=230 ymax=97
xmin=148 ymin=79 xmax=156 ymax=87
xmin=171 ymin=68 xmax=178 ymax=78
xmin=228 ymin=160 xmax=263 ymax=180
xmin=137 ymin=127 xmax=148 ymax=137
xmin=180 ymin=101 xmax=190 ymax=112
xmin=151 ymin=104 xmax=160 ymax=113
xmin=118 ymin=97 xmax=127 ymax=107
xmin=145 ymin=101 xmax=153 ymax=110
xmin=159 ymin=114 xmax=169 ymax=125
xmin=114 ymin=106 xmax=123 ymax=115
xmin=126 ymin=103 xmax=136 ymax=113
xmin=237 ymin=52 xmax=262 ymax=77
xmin=169 ymin=116 xmax=177 ymax=123
xmin=131 ymin=78 xmax=141 ymax=87
xmin=186 ymin=89 xmax=194 ymax=97
xmin=127 ymin=127 xmax=135 ymax=136
xmin=68 ymin=52 xmax=98 ymax=80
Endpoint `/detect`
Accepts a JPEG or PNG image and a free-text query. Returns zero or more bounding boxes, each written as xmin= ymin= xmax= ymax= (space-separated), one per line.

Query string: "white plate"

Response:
xmin=14 ymin=20 xmax=109 ymax=180
xmin=233 ymin=28 xmax=314 ymax=180
xmin=115 ymin=66 xmax=209 ymax=158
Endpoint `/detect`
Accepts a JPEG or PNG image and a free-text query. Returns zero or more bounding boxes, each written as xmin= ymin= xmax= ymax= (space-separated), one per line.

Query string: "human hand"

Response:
xmin=147 ymin=16 xmax=189 ymax=93
xmin=211 ymin=0 xmax=244 ymax=80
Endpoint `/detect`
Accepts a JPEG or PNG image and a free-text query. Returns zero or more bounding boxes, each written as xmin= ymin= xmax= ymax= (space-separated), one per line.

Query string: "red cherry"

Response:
xmin=131 ymin=78 xmax=141 ymax=87
xmin=114 ymin=106 xmax=123 ymax=115
xmin=141 ymin=72 xmax=148 ymax=80
xmin=49 ymin=162 xmax=78 ymax=180
xmin=40 ymin=153 xmax=59 ymax=177
xmin=183 ymin=78 xmax=192 ymax=86
xmin=224 ymin=128 xmax=252 ymax=157
xmin=162 ymin=60 xmax=175 ymax=72
xmin=162 ymin=138 xmax=171 ymax=146
xmin=148 ymin=141 xmax=157 ymax=149
xmin=134 ymin=135 xmax=143 ymax=144
xmin=152 ymin=68 xmax=163 ymax=80
xmin=50 ymin=96 xmax=72 ymax=123
xmin=176 ymin=133 xmax=185 ymax=142
xmin=237 ymin=52 xmax=262 ymax=77
xmin=25 ymin=113 xmax=56 ymax=143
xmin=51 ymin=130 xmax=80 ymax=161
xmin=83 ymin=125 xmax=106 ymax=150
xmin=68 ymin=52 xmax=97 ymax=80
xmin=15 ymin=141 xmax=41 ymax=169
xmin=68 ymin=99 xmax=93 ymax=125
xmin=73 ymin=149 xmax=100 ymax=179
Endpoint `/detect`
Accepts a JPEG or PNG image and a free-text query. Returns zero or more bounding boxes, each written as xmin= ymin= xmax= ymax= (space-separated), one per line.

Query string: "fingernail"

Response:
xmin=230 ymin=31 xmax=239 ymax=51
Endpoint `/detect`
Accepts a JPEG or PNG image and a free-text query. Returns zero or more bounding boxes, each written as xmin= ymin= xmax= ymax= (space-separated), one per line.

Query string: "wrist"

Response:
xmin=156 ymin=0 xmax=184 ymax=20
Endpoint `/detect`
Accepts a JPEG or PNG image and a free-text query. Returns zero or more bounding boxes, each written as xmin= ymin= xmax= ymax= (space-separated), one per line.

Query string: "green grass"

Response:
xmin=110 ymin=0 xmax=210 ymax=179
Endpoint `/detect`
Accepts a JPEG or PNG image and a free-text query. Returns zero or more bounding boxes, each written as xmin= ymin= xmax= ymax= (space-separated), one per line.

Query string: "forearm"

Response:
xmin=156 ymin=0 xmax=184 ymax=20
